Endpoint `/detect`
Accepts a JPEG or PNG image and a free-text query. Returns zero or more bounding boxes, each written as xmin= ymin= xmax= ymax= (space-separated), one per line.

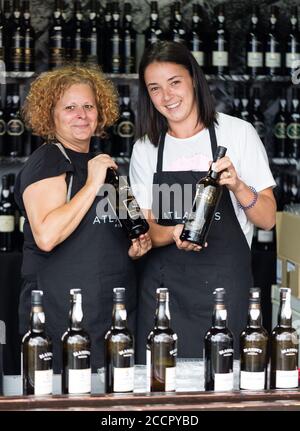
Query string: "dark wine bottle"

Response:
xmin=180 ymin=145 xmax=227 ymax=246
xmin=0 ymin=4 xmax=6 ymax=65
xmin=265 ymin=6 xmax=282 ymax=76
xmin=270 ymin=287 xmax=299 ymax=389
xmin=246 ymin=5 xmax=264 ymax=77
xmin=122 ymin=2 xmax=136 ymax=74
xmin=104 ymin=287 xmax=134 ymax=393
xmin=239 ymin=288 xmax=269 ymax=391
xmin=61 ymin=288 xmax=91 ymax=395
xmin=249 ymin=87 xmax=266 ymax=145
xmin=287 ymin=86 xmax=300 ymax=159
xmin=273 ymin=88 xmax=288 ymax=158
xmin=211 ymin=4 xmax=229 ymax=75
xmin=48 ymin=0 xmax=66 ymax=69
xmin=108 ymin=1 xmax=122 ymax=73
xmin=204 ymin=288 xmax=234 ymax=392
xmin=0 ymin=174 xmax=15 ymax=252
xmin=5 ymin=83 xmax=25 ymax=158
xmin=144 ymin=1 xmax=163 ymax=48
xmin=22 ymin=0 xmax=35 ymax=72
xmin=167 ymin=1 xmax=187 ymax=45
xmin=189 ymin=3 xmax=206 ymax=70
xmin=9 ymin=0 xmax=24 ymax=72
xmin=146 ymin=287 xmax=177 ymax=392
xmin=114 ymin=85 xmax=135 ymax=157
xmin=22 ymin=290 xmax=53 ymax=395
xmin=85 ymin=0 xmax=101 ymax=66
xmin=240 ymin=84 xmax=251 ymax=123
xmin=105 ymin=168 xmax=149 ymax=239
xmin=285 ymin=6 xmax=300 ymax=76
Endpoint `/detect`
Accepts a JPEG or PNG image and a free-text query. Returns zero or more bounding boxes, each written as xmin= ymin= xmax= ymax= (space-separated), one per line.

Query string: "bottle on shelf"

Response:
xmin=113 ymin=84 xmax=135 ymax=157
xmin=85 ymin=0 xmax=101 ymax=66
xmin=230 ymin=85 xmax=242 ymax=118
xmin=104 ymin=287 xmax=134 ymax=394
xmin=249 ymin=87 xmax=266 ymax=145
xmin=61 ymin=288 xmax=91 ymax=395
xmin=0 ymin=174 xmax=15 ymax=252
xmin=108 ymin=1 xmax=122 ymax=73
xmin=147 ymin=287 xmax=177 ymax=392
xmin=239 ymin=84 xmax=251 ymax=123
xmin=22 ymin=0 xmax=35 ymax=72
xmin=0 ymin=4 xmax=5 ymax=65
xmin=273 ymin=87 xmax=288 ymax=158
xmin=246 ymin=5 xmax=264 ymax=77
xmin=286 ymin=86 xmax=300 ymax=159
xmin=211 ymin=4 xmax=229 ymax=75
xmin=285 ymin=6 xmax=300 ymax=76
xmin=70 ymin=0 xmax=85 ymax=64
xmin=188 ymin=3 xmax=206 ymax=71
xmin=5 ymin=83 xmax=25 ymax=158
xmin=239 ymin=287 xmax=269 ymax=391
xmin=48 ymin=0 xmax=66 ymax=69
xmin=3 ymin=0 xmax=13 ymax=68
xmin=0 ymin=93 xmax=5 ymax=157
xmin=289 ymin=174 xmax=299 ymax=204
xmin=122 ymin=2 xmax=136 ymax=74
xmin=22 ymin=290 xmax=53 ymax=395
xmin=167 ymin=1 xmax=187 ymax=45
xmin=9 ymin=0 xmax=24 ymax=72
xmin=265 ymin=6 xmax=282 ymax=77
xmin=144 ymin=1 xmax=163 ymax=48
xmin=105 ymin=168 xmax=149 ymax=239
xmin=204 ymin=288 xmax=234 ymax=391
xmin=102 ymin=1 xmax=112 ymax=72
xmin=270 ymin=287 xmax=299 ymax=389
xmin=180 ymin=145 xmax=227 ymax=246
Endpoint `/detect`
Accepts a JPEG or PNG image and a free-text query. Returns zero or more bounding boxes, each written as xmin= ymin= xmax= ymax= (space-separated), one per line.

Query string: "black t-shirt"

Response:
xmin=14 ymin=143 xmax=92 ymax=280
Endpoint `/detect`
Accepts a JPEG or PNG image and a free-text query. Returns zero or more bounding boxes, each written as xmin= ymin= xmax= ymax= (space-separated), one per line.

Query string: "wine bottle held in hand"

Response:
xmin=22 ymin=290 xmax=53 ymax=396
xmin=180 ymin=146 xmax=227 ymax=246
xmin=61 ymin=289 xmax=91 ymax=395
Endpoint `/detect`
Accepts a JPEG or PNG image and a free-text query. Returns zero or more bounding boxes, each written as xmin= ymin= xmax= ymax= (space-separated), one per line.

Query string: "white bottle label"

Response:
xmin=214 ymin=372 xmax=234 ymax=391
xmin=0 ymin=215 xmax=14 ymax=232
xmin=165 ymin=366 xmax=176 ymax=392
xmin=286 ymin=53 xmax=300 ymax=68
xmin=34 ymin=369 xmax=53 ymax=395
xmin=276 ymin=370 xmax=298 ymax=388
xmin=212 ymin=51 xmax=228 ymax=67
xmin=113 ymin=366 xmax=134 ymax=392
xmin=146 ymin=349 xmax=151 ymax=392
xmin=240 ymin=371 xmax=265 ymax=390
xmin=192 ymin=51 xmax=204 ymax=66
xmin=68 ymin=368 xmax=91 ymax=394
xmin=266 ymin=52 xmax=281 ymax=68
xmin=257 ymin=229 xmax=273 ymax=243
xmin=247 ymin=52 xmax=263 ymax=67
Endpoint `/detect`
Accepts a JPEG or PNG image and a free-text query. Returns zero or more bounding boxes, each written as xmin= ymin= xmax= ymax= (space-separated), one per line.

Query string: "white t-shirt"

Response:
xmin=129 ymin=112 xmax=276 ymax=247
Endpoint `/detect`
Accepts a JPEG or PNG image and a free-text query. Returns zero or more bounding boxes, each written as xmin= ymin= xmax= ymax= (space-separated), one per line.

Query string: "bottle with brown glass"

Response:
xmin=180 ymin=145 xmax=227 ymax=246
xmin=105 ymin=168 xmax=149 ymax=239
xmin=204 ymin=288 xmax=234 ymax=392
xmin=22 ymin=290 xmax=53 ymax=395
xmin=240 ymin=288 xmax=269 ymax=391
xmin=147 ymin=287 xmax=177 ymax=392
xmin=104 ymin=287 xmax=134 ymax=393
xmin=270 ymin=287 xmax=299 ymax=389
xmin=61 ymin=288 xmax=91 ymax=395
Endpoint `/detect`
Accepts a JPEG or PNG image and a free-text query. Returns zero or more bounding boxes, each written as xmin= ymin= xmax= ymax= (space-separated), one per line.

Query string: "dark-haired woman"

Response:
xmin=129 ymin=41 xmax=276 ymax=362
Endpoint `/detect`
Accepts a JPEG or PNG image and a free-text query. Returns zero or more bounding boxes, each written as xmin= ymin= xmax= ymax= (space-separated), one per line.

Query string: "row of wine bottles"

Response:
xmin=2 ymin=1 xmax=300 ymax=75
xmin=21 ymin=284 xmax=299 ymax=396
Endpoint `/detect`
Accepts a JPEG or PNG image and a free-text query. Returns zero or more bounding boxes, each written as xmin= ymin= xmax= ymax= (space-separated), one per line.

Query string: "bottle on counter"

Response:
xmin=0 ymin=174 xmax=15 ymax=252
xmin=239 ymin=288 xmax=269 ymax=391
xmin=180 ymin=145 xmax=227 ymax=246
xmin=105 ymin=168 xmax=149 ymax=239
xmin=22 ymin=290 xmax=53 ymax=395
xmin=104 ymin=287 xmax=134 ymax=394
xmin=270 ymin=287 xmax=299 ymax=390
xmin=147 ymin=287 xmax=177 ymax=392
xmin=61 ymin=288 xmax=91 ymax=395
xmin=204 ymin=288 xmax=234 ymax=391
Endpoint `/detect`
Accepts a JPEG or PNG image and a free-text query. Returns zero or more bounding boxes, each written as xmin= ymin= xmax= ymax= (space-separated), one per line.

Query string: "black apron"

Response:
xmin=136 ymin=125 xmax=253 ymax=363
xmin=19 ymin=146 xmax=137 ymax=373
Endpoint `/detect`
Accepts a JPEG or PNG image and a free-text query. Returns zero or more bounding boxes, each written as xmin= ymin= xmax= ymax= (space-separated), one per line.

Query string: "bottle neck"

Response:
xmin=155 ymin=299 xmax=170 ymax=330
xmin=69 ymin=297 xmax=83 ymax=331
xmin=247 ymin=303 xmax=262 ymax=327
xmin=278 ymin=297 xmax=292 ymax=327
xmin=112 ymin=303 xmax=127 ymax=329
xmin=30 ymin=305 xmax=45 ymax=333
xmin=212 ymin=303 xmax=227 ymax=328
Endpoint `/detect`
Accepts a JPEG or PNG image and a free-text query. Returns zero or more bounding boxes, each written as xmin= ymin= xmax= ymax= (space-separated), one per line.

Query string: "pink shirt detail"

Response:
xmin=167 ymin=153 xmax=211 ymax=172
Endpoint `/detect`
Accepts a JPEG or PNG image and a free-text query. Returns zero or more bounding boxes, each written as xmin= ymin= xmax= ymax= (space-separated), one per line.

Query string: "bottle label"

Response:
xmin=274 ymin=122 xmax=286 ymax=139
xmin=275 ymin=369 xmax=298 ymax=388
xmin=19 ymin=215 xmax=25 ymax=233
xmin=68 ymin=368 xmax=91 ymax=394
xmin=34 ymin=369 xmax=53 ymax=395
xmin=0 ymin=119 xmax=6 ymax=136
xmin=122 ymin=196 xmax=143 ymax=220
xmin=240 ymin=371 xmax=265 ymax=390
xmin=0 ymin=215 xmax=14 ymax=232
xmin=184 ymin=184 xmax=217 ymax=232
xmin=257 ymin=229 xmax=273 ymax=243
xmin=113 ymin=366 xmax=134 ymax=392
xmin=117 ymin=120 xmax=135 ymax=138
xmin=287 ymin=123 xmax=300 ymax=140
xmin=146 ymin=348 xmax=151 ymax=392
xmin=265 ymin=52 xmax=281 ymax=68
xmin=212 ymin=51 xmax=228 ymax=67
xmin=165 ymin=366 xmax=176 ymax=392
xmin=286 ymin=53 xmax=300 ymax=68
xmin=192 ymin=51 xmax=204 ymax=66
xmin=214 ymin=372 xmax=234 ymax=391
xmin=247 ymin=52 xmax=263 ymax=67
xmin=7 ymin=119 xmax=24 ymax=136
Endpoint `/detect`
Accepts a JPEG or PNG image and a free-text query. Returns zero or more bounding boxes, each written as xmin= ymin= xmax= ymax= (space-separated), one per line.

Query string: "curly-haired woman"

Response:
xmin=14 ymin=65 xmax=151 ymax=374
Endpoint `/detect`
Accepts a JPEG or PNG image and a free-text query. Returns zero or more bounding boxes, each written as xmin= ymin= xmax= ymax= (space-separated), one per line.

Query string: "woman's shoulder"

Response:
xmin=216 ymin=112 xmax=253 ymax=131
xmin=25 ymin=142 xmax=69 ymax=167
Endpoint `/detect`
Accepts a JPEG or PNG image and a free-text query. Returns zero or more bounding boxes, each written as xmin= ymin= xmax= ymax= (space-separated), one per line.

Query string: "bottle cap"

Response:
xmin=156 ymin=287 xmax=169 ymax=300
xmin=113 ymin=287 xmax=125 ymax=302
xmin=249 ymin=287 xmax=261 ymax=302
xmin=280 ymin=287 xmax=291 ymax=299
xmin=31 ymin=290 xmax=43 ymax=305
xmin=213 ymin=287 xmax=225 ymax=303
xmin=70 ymin=288 xmax=81 ymax=295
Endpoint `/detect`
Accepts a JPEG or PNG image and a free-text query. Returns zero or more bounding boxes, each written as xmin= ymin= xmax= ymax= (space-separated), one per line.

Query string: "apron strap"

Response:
xmin=208 ymin=123 xmax=218 ymax=158
xmin=52 ymin=142 xmax=74 ymax=203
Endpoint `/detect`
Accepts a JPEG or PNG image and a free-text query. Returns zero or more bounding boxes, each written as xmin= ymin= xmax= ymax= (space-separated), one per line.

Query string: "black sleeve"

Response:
xmin=18 ymin=143 xmax=74 ymax=197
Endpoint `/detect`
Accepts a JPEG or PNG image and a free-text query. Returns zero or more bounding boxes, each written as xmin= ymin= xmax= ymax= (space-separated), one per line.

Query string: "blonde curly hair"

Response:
xmin=22 ymin=64 xmax=119 ymax=139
